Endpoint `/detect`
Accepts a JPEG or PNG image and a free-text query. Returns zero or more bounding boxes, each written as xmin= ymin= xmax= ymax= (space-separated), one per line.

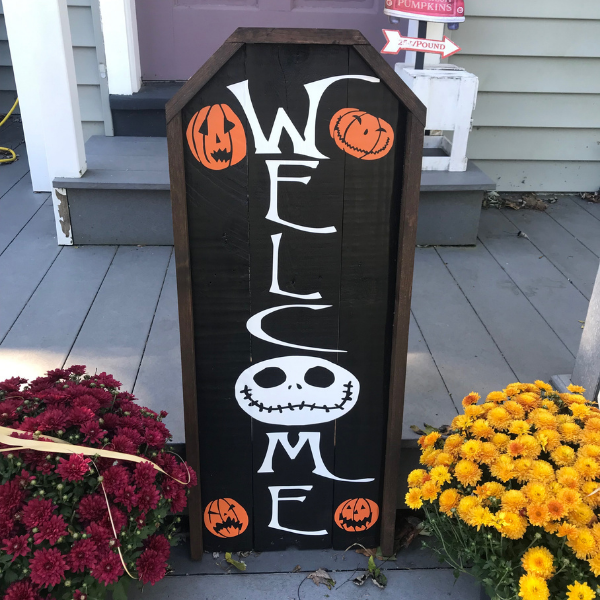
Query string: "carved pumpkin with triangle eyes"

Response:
xmin=204 ymin=498 xmax=249 ymax=538
xmin=329 ymin=108 xmax=394 ymax=160
xmin=186 ymin=104 xmax=246 ymax=170
xmin=334 ymin=497 xmax=379 ymax=532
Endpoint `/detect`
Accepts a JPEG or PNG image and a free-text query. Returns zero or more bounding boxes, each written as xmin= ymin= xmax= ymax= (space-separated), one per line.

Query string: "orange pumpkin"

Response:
xmin=204 ymin=497 xmax=249 ymax=538
xmin=186 ymin=104 xmax=246 ymax=170
xmin=329 ymin=108 xmax=394 ymax=160
xmin=334 ymin=497 xmax=379 ymax=532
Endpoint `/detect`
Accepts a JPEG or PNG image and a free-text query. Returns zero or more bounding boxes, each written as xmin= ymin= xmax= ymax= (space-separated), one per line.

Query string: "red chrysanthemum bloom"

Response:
xmin=1 ymin=534 xmax=29 ymax=561
xmin=67 ymin=538 xmax=97 ymax=573
xmin=29 ymin=547 xmax=67 ymax=587
xmin=34 ymin=514 xmax=68 ymax=546
xmin=79 ymin=420 xmax=106 ymax=444
xmin=3 ymin=580 xmax=40 ymax=600
xmin=136 ymin=485 xmax=160 ymax=513
xmin=99 ymin=413 xmax=120 ymax=431
xmin=113 ymin=485 xmax=137 ymax=511
xmin=0 ymin=376 xmax=27 ymax=393
xmin=0 ymin=480 xmax=26 ymax=514
xmin=134 ymin=461 xmax=156 ymax=487
xmin=161 ymin=479 xmax=178 ymax=500
xmin=68 ymin=406 xmax=95 ymax=426
xmin=38 ymin=408 xmax=68 ymax=431
xmin=67 ymin=364 xmax=86 ymax=376
xmin=22 ymin=498 xmax=55 ymax=529
xmin=115 ymin=427 xmax=143 ymax=447
xmin=144 ymin=534 xmax=170 ymax=561
xmin=84 ymin=522 xmax=112 ymax=546
xmin=145 ymin=428 xmax=166 ymax=448
xmin=91 ymin=550 xmax=123 ymax=585
xmin=101 ymin=465 xmax=129 ymax=495
xmin=170 ymin=487 xmax=187 ymax=513
xmin=56 ymin=454 xmax=91 ymax=482
xmin=72 ymin=395 xmax=101 ymax=413
xmin=110 ymin=434 xmax=137 ymax=455
xmin=95 ymin=372 xmax=122 ymax=388
xmin=136 ymin=549 xmax=167 ymax=585
xmin=77 ymin=494 xmax=107 ymax=523
xmin=73 ymin=590 xmax=87 ymax=600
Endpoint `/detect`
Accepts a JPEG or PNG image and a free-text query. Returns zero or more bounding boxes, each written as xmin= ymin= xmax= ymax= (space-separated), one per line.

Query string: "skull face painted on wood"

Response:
xmin=235 ymin=356 xmax=359 ymax=426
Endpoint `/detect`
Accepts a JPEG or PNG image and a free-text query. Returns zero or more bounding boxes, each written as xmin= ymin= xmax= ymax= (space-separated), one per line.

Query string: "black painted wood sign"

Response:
xmin=166 ymin=28 xmax=425 ymax=559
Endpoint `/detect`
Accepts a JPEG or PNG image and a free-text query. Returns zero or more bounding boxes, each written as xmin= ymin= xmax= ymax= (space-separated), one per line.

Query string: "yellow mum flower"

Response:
xmin=509 ymin=420 xmax=531 ymax=435
xmin=419 ymin=431 xmax=441 ymax=448
xmin=546 ymin=498 xmax=567 ymax=520
xmin=438 ymin=488 xmax=461 ymax=515
xmin=429 ymin=465 xmax=451 ymax=485
xmin=568 ymin=394 xmax=589 ymax=405
xmin=498 ymin=511 xmax=527 ymax=540
xmin=535 ymin=380 xmax=553 ymax=392
xmin=575 ymin=456 xmax=600 ymax=480
xmin=571 ymin=403 xmax=592 ymax=420
xmin=557 ymin=521 xmax=579 ymax=541
xmin=580 ymin=428 xmax=600 ymax=446
xmin=588 ymin=554 xmax=600 ymax=577
xmin=528 ymin=460 xmax=555 ymax=483
xmin=468 ymin=505 xmax=494 ymax=530
xmin=486 ymin=390 xmax=506 ymax=403
xmin=419 ymin=447 xmax=440 ymax=467
xmin=505 ymin=383 xmax=523 ymax=397
xmin=569 ymin=528 xmax=597 ymax=559
xmin=407 ymin=469 xmax=428 ymax=487
xmin=535 ymin=429 xmax=561 ymax=452
xmin=567 ymin=384 xmax=586 ymax=394
xmin=465 ymin=404 xmax=485 ymax=419
xmin=491 ymin=455 xmax=516 ymax=482
xmin=479 ymin=402 xmax=496 ymax=415
xmin=501 ymin=489 xmax=527 ymax=512
xmin=514 ymin=459 xmax=533 ymax=483
xmin=515 ymin=392 xmax=541 ymax=412
xmin=521 ymin=546 xmax=555 ymax=579
xmin=405 ymin=488 xmax=423 ymax=509
xmin=521 ymin=435 xmax=543 ymax=459
xmin=518 ymin=574 xmax=549 ymax=600
xmin=584 ymin=419 xmax=600 ymax=433
xmin=470 ymin=419 xmax=494 ymax=440
xmin=558 ymin=487 xmax=582 ymax=509
xmin=451 ymin=414 xmax=472 ymax=432
xmin=568 ymin=503 xmax=595 ymax=527
xmin=420 ymin=480 xmax=440 ymax=502
xmin=551 ymin=445 xmax=576 ymax=467
xmin=479 ymin=442 xmax=499 ymax=465
xmin=433 ymin=451 xmax=454 ymax=467
xmin=444 ymin=433 xmax=465 ymax=456
xmin=557 ymin=466 xmax=581 ymax=489
xmin=527 ymin=503 xmax=550 ymax=527
xmin=457 ymin=496 xmax=480 ymax=522
xmin=460 ymin=439 xmax=483 ymax=462
xmin=541 ymin=399 xmax=559 ymax=414
xmin=492 ymin=432 xmax=510 ymax=450
xmin=566 ymin=581 xmax=596 ymax=600
xmin=581 ymin=481 xmax=600 ymax=507
xmin=579 ymin=443 xmax=600 ymax=458
xmin=544 ymin=521 xmax=560 ymax=534
xmin=454 ymin=459 xmax=482 ymax=487
xmin=475 ymin=481 xmax=505 ymax=500
xmin=508 ymin=437 xmax=528 ymax=458
xmin=462 ymin=391 xmax=480 ymax=408
xmin=529 ymin=408 xmax=557 ymax=430
xmin=487 ymin=407 xmax=512 ymax=430
xmin=523 ymin=482 xmax=548 ymax=503
xmin=505 ymin=400 xmax=526 ymax=420
xmin=522 ymin=383 xmax=543 ymax=394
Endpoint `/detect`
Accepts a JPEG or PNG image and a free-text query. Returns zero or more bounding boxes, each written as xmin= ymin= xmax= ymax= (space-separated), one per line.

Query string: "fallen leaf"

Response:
xmin=355 ymin=547 xmax=378 ymax=558
xmin=292 ymin=565 xmax=302 ymax=573
xmin=307 ymin=569 xmax=336 ymax=590
xmin=212 ymin=552 xmax=219 ymax=559
xmin=225 ymin=552 xmax=247 ymax=571
xmin=368 ymin=556 xmax=387 ymax=588
xmin=353 ymin=574 xmax=369 ymax=586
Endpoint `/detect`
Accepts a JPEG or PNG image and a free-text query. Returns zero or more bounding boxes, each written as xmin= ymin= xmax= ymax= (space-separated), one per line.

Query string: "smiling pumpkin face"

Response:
xmin=334 ymin=497 xmax=379 ymax=532
xmin=329 ymin=108 xmax=394 ymax=160
xmin=204 ymin=497 xmax=249 ymax=538
xmin=186 ymin=104 xmax=246 ymax=170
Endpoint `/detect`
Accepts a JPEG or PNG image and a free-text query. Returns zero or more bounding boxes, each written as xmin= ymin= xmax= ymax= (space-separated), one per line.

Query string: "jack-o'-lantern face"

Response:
xmin=329 ymin=108 xmax=394 ymax=160
xmin=204 ymin=498 xmax=249 ymax=538
xmin=186 ymin=104 xmax=246 ymax=170
xmin=334 ymin=498 xmax=379 ymax=532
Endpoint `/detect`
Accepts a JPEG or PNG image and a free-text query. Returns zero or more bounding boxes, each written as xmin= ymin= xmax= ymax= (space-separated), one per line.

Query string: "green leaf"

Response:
xmin=112 ymin=578 xmax=129 ymax=600
xmin=225 ymin=552 xmax=247 ymax=571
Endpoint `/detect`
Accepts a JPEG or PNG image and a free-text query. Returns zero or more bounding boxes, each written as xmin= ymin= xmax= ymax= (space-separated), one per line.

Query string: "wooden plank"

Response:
xmin=404 ymin=314 xmax=457 ymax=443
xmin=410 ymin=247 xmax=515 ymax=402
xmin=73 ymin=47 xmax=100 ymax=84
xmin=0 ymin=144 xmax=31 ymax=196
xmin=0 ymin=204 xmax=61 ymax=341
xmin=473 ymin=93 xmax=600 ymax=129
xmin=0 ymin=64 xmax=15 ymax=90
xmin=227 ymin=28 xmax=369 ymax=45
xmin=453 ymin=56 xmax=600 ymax=94
xmin=77 ymin=85 xmax=104 ymax=121
xmin=468 ymin=128 xmax=600 ymax=162
xmin=572 ymin=196 xmax=600 ymax=222
xmin=167 ymin=112 xmax=203 ymax=560
xmin=502 ymin=208 xmax=599 ymax=299
xmin=478 ymin=209 xmax=588 ymax=355
xmin=0 ymin=176 xmax=48 ymax=255
xmin=464 ymin=0 xmax=600 ymax=19
xmin=133 ymin=253 xmax=185 ymax=444
xmin=452 ymin=17 xmax=600 ymax=58
xmin=66 ymin=5 xmax=95 ymax=47
xmin=0 ymin=39 xmax=11 ymax=66
xmin=472 ymin=160 xmax=600 ymax=193
xmin=438 ymin=244 xmax=575 ymax=382
xmin=66 ymin=245 xmax=172 ymax=391
xmin=0 ymin=245 xmax=116 ymax=381
xmin=546 ymin=197 xmax=600 ymax=257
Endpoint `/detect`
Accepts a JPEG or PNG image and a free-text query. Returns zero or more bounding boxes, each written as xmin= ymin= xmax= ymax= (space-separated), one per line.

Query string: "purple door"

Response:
xmin=135 ymin=0 xmax=406 ymax=80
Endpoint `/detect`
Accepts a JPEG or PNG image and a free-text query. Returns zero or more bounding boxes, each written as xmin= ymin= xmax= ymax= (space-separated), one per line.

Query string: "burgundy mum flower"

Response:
xmin=134 ymin=461 xmax=156 ymax=487
xmin=0 ymin=480 xmax=26 ymax=514
xmin=78 ymin=494 xmax=107 ymax=523
xmin=84 ymin=522 xmax=111 ymax=546
xmin=91 ymin=550 xmax=123 ymax=585
xmin=145 ymin=428 xmax=166 ymax=448
xmin=29 ymin=547 xmax=67 ymax=587
xmin=170 ymin=487 xmax=188 ymax=513
xmin=110 ymin=434 xmax=137 ymax=455
xmin=39 ymin=408 xmax=68 ymax=432
xmin=0 ymin=377 xmax=27 ymax=393
xmin=68 ymin=406 xmax=95 ymax=426
xmin=113 ymin=485 xmax=137 ymax=511
xmin=73 ymin=590 xmax=87 ymax=600
xmin=1 ymin=534 xmax=29 ymax=561
xmin=101 ymin=465 xmax=129 ymax=495
xmin=3 ymin=580 xmax=40 ymax=600
xmin=67 ymin=538 xmax=97 ymax=573
xmin=34 ymin=514 xmax=68 ymax=546
xmin=72 ymin=395 xmax=101 ymax=413
xmin=94 ymin=372 xmax=122 ymax=389
xmin=56 ymin=454 xmax=91 ymax=482
xmin=136 ymin=485 xmax=160 ymax=513
xmin=67 ymin=365 xmax=86 ymax=376
xmin=79 ymin=420 xmax=106 ymax=444
xmin=144 ymin=534 xmax=170 ymax=561
xmin=22 ymin=498 xmax=55 ymax=529
xmin=136 ymin=549 xmax=167 ymax=585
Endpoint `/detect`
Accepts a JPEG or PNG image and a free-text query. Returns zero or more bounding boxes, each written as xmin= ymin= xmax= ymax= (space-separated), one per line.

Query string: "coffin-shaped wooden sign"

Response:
xmin=166 ymin=28 xmax=425 ymax=559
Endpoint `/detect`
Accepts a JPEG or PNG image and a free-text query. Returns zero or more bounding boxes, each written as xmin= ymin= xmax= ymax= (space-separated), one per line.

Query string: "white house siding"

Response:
xmin=67 ymin=0 xmax=113 ymax=139
xmin=0 ymin=0 xmax=18 ymax=115
xmin=450 ymin=0 xmax=600 ymax=192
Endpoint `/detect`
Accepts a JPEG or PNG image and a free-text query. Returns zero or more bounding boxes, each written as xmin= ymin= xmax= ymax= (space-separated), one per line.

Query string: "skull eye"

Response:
xmin=304 ymin=366 xmax=335 ymax=388
xmin=254 ymin=367 xmax=286 ymax=388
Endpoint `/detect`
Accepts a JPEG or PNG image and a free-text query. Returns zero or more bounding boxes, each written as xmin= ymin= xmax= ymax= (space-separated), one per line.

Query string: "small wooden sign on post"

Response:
xmin=166 ymin=28 xmax=425 ymax=559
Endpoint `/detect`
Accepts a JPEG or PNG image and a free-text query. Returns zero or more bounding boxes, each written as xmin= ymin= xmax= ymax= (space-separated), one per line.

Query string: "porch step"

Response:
xmin=53 ymin=135 xmax=173 ymax=245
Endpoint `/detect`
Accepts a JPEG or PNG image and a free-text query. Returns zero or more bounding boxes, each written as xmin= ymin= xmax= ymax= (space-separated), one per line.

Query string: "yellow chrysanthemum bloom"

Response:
xmin=462 ymin=391 xmax=480 ymax=408
xmin=535 ymin=380 xmax=553 ymax=392
xmin=571 ymin=403 xmax=592 ymax=420
xmin=551 ymin=445 xmax=576 ymax=467
xmin=557 ymin=487 xmax=581 ymax=510
xmin=557 ymin=466 xmax=581 ymax=489
xmin=505 ymin=400 xmax=526 ymax=420
xmin=579 ymin=443 xmax=600 ymax=458
xmin=588 ymin=554 xmax=600 ymax=577
xmin=521 ymin=435 xmax=543 ymax=459
xmin=492 ymin=432 xmax=510 ymax=450
xmin=569 ymin=528 xmax=597 ymax=559
xmin=479 ymin=442 xmax=499 ymax=465
xmin=444 ymin=433 xmax=465 ymax=456
xmin=486 ymin=390 xmax=506 ymax=403
xmin=438 ymin=488 xmax=461 ymax=515
xmin=568 ymin=394 xmax=589 ymax=405
xmin=509 ymin=420 xmax=531 ymax=435
xmin=529 ymin=408 xmax=557 ymax=430
xmin=566 ymin=581 xmax=596 ymax=600
xmin=497 ymin=511 xmax=527 ymax=540
xmin=518 ymin=574 xmax=550 ymax=600
xmin=543 ymin=521 xmax=560 ymax=534
xmin=433 ymin=451 xmax=454 ymax=467
xmin=584 ymin=419 xmax=600 ymax=433
xmin=454 ymin=459 xmax=482 ymax=487
xmin=580 ymin=428 xmax=600 ymax=446
xmin=468 ymin=505 xmax=494 ymax=530
xmin=528 ymin=460 xmax=555 ymax=483
xmin=407 ymin=469 xmax=428 ymax=487
xmin=430 ymin=465 xmax=451 ymax=485
xmin=568 ymin=504 xmax=595 ymax=527
xmin=535 ymin=429 xmax=561 ymax=452
xmin=523 ymin=482 xmax=548 ymax=503
xmin=451 ymin=413 xmax=472 ymax=432
xmin=419 ymin=447 xmax=440 ymax=467
xmin=581 ymin=481 xmax=600 ymax=507
xmin=470 ymin=419 xmax=494 ymax=440
xmin=405 ymin=488 xmax=423 ymax=509
xmin=487 ymin=407 xmax=512 ymax=430
xmin=457 ymin=496 xmax=480 ymax=522
xmin=508 ymin=438 xmax=527 ymax=458
xmin=505 ymin=383 xmax=523 ymax=397
xmin=501 ymin=489 xmax=527 ymax=512
xmin=567 ymin=384 xmax=586 ymax=394
xmin=521 ymin=546 xmax=555 ymax=580
xmin=465 ymin=404 xmax=485 ymax=419
xmin=527 ymin=503 xmax=550 ymax=527
xmin=420 ymin=480 xmax=441 ymax=502
xmin=419 ymin=431 xmax=441 ymax=448
xmin=515 ymin=392 xmax=542 ymax=412
xmin=541 ymin=399 xmax=559 ymax=414
xmin=475 ymin=481 xmax=505 ymax=500
xmin=514 ymin=459 xmax=533 ymax=483
xmin=491 ymin=455 xmax=516 ymax=483
xmin=479 ymin=402 xmax=496 ymax=415
xmin=460 ymin=439 xmax=483 ymax=462
xmin=575 ymin=456 xmax=600 ymax=480
xmin=547 ymin=498 xmax=567 ymax=521
xmin=557 ymin=521 xmax=579 ymax=541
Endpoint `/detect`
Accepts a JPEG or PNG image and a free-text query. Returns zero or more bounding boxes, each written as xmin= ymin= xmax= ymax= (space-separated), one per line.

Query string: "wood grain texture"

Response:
xmin=226 ymin=27 xmax=369 ymax=45
xmin=167 ymin=113 xmax=204 ymax=560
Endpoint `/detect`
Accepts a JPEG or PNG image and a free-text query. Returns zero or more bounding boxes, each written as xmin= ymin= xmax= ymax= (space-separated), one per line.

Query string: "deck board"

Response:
xmin=410 ymin=247 xmax=516 ymax=404
xmin=478 ymin=209 xmax=588 ymax=355
xmin=438 ymin=243 xmax=575 ymax=383
xmin=0 ymin=203 xmax=61 ymax=341
xmin=502 ymin=207 xmax=598 ymax=299
xmin=572 ymin=196 xmax=600 ymax=222
xmin=65 ymin=245 xmax=172 ymax=391
xmin=546 ymin=197 xmax=600 ymax=258
xmin=0 ymin=143 xmax=30 ymax=197
xmin=0 ymin=246 xmax=116 ymax=382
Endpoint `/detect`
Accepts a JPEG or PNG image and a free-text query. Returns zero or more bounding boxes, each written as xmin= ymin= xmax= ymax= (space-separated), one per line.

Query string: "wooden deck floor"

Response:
xmin=0 ymin=127 xmax=595 ymax=445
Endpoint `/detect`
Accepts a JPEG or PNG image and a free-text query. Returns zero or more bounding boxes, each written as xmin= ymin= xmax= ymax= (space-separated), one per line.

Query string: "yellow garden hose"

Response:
xmin=0 ymin=97 xmax=19 ymax=164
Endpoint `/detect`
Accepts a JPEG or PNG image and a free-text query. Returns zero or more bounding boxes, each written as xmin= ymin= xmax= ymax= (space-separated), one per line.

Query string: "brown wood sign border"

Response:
xmin=166 ymin=27 xmax=425 ymax=559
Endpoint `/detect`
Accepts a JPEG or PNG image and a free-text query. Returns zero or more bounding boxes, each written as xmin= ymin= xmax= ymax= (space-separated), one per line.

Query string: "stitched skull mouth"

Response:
xmin=211 ymin=148 xmax=232 ymax=162
xmin=240 ymin=380 xmax=354 ymax=414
